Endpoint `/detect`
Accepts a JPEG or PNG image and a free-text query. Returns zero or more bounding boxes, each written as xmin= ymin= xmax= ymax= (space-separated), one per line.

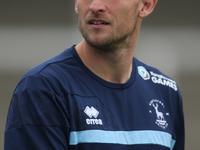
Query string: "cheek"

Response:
xmin=116 ymin=10 xmax=137 ymax=27
xmin=76 ymin=0 xmax=90 ymax=16
xmin=114 ymin=4 xmax=138 ymax=21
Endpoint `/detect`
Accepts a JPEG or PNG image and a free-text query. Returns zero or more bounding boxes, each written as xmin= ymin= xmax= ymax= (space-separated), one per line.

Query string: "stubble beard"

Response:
xmin=78 ymin=17 xmax=138 ymax=53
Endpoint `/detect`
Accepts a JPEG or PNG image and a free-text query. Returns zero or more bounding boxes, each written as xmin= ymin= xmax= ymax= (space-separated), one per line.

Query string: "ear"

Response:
xmin=139 ymin=0 xmax=158 ymax=18
xmin=75 ymin=0 xmax=78 ymax=14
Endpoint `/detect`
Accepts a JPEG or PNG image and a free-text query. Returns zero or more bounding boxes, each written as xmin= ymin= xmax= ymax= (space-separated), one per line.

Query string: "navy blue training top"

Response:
xmin=5 ymin=45 xmax=184 ymax=150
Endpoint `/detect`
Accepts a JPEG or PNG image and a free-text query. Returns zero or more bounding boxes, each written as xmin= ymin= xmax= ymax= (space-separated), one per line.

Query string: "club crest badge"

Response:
xmin=149 ymin=99 xmax=169 ymax=129
xmin=138 ymin=66 xmax=150 ymax=80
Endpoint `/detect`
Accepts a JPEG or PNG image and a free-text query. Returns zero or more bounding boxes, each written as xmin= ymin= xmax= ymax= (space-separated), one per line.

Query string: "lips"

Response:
xmin=88 ymin=19 xmax=109 ymax=25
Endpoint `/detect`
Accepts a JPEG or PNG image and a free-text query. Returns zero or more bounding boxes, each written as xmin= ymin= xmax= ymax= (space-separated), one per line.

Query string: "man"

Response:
xmin=5 ymin=0 xmax=184 ymax=149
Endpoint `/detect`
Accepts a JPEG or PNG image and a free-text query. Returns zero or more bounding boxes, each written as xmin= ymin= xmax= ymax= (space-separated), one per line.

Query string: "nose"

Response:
xmin=89 ymin=0 xmax=106 ymax=14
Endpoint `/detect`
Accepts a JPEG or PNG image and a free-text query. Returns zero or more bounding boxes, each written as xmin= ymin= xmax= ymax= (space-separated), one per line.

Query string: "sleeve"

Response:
xmin=173 ymin=91 xmax=185 ymax=150
xmin=4 ymin=75 xmax=70 ymax=150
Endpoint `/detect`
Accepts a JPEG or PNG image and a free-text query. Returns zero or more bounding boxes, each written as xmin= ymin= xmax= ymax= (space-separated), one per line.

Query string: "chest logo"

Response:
xmin=84 ymin=106 xmax=103 ymax=125
xmin=149 ymin=99 xmax=169 ymax=129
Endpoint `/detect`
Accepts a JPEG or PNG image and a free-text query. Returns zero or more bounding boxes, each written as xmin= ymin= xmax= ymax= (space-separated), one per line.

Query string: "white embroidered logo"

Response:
xmin=150 ymin=71 xmax=177 ymax=91
xmin=84 ymin=106 xmax=103 ymax=125
xmin=84 ymin=106 xmax=99 ymax=118
xmin=149 ymin=99 xmax=169 ymax=129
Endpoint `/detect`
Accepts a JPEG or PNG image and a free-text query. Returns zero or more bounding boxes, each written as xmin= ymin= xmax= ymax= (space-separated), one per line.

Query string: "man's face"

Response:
xmin=75 ymin=0 xmax=143 ymax=51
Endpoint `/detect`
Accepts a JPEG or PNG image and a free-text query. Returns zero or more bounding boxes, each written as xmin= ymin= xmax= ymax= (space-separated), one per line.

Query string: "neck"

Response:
xmin=75 ymin=19 xmax=141 ymax=84
xmin=76 ymin=39 xmax=136 ymax=84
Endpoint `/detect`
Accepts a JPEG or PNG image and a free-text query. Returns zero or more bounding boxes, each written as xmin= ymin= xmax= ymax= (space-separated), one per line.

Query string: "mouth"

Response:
xmin=88 ymin=19 xmax=109 ymax=25
xmin=90 ymin=21 xmax=109 ymax=25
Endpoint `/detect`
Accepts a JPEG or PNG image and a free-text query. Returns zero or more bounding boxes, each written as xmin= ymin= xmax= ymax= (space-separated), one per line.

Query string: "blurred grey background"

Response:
xmin=0 ymin=0 xmax=200 ymax=149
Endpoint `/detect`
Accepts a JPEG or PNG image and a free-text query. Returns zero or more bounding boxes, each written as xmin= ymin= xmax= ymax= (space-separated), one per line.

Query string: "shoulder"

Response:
xmin=134 ymin=58 xmax=179 ymax=92
xmin=15 ymin=46 xmax=77 ymax=94
xmin=134 ymin=58 xmax=183 ymax=115
xmin=22 ymin=46 xmax=75 ymax=79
